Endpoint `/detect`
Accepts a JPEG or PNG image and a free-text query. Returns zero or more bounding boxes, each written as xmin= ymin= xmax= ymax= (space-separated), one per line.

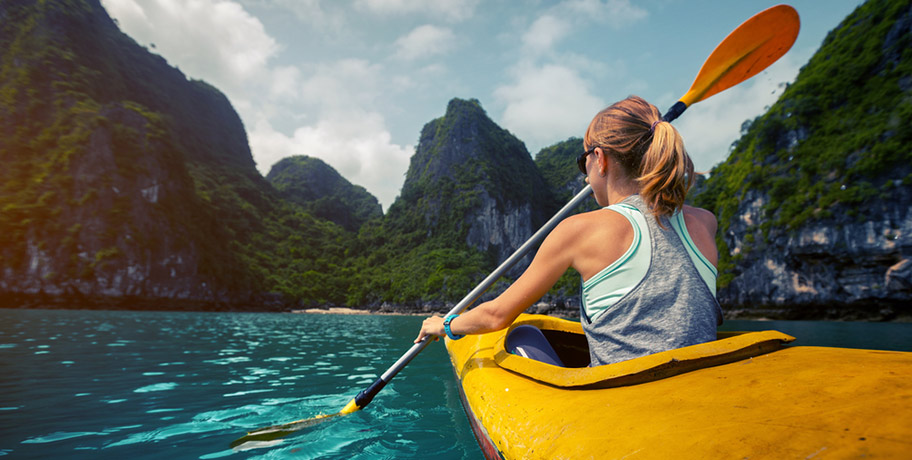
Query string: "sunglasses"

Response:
xmin=577 ymin=147 xmax=597 ymax=174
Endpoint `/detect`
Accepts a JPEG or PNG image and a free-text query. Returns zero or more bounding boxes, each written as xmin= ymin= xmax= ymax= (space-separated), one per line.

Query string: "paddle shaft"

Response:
xmin=350 ymin=184 xmax=595 ymax=410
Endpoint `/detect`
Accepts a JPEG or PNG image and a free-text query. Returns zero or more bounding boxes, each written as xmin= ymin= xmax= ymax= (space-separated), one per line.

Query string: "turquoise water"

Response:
xmin=2 ymin=309 xmax=910 ymax=459
xmin=0 ymin=310 xmax=477 ymax=459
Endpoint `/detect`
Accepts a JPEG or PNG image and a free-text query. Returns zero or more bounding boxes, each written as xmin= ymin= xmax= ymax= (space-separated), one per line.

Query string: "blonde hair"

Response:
xmin=583 ymin=95 xmax=694 ymax=221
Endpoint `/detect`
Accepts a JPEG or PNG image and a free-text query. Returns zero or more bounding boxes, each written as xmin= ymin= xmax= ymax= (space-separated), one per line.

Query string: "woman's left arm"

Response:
xmin=414 ymin=217 xmax=580 ymax=343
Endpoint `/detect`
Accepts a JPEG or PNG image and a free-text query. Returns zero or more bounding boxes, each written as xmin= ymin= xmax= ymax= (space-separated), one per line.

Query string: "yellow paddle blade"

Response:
xmin=230 ymin=398 xmax=363 ymax=449
xmin=339 ymin=398 xmax=362 ymax=414
xmin=229 ymin=411 xmax=344 ymax=449
xmin=680 ymin=4 xmax=800 ymax=106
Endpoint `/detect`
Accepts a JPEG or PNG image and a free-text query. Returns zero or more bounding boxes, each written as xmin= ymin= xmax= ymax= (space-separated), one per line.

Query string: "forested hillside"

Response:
xmin=690 ymin=0 xmax=912 ymax=319
xmin=345 ymin=99 xmax=558 ymax=307
xmin=267 ymin=156 xmax=382 ymax=232
xmin=2 ymin=0 xmax=909 ymax=320
xmin=0 ymin=0 xmax=350 ymax=309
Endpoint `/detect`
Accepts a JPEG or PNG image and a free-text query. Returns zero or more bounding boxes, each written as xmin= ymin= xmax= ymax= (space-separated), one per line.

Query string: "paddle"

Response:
xmin=230 ymin=4 xmax=800 ymax=449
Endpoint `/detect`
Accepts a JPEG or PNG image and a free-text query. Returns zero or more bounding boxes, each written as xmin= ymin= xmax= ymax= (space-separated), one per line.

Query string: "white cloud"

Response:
xmin=394 ymin=25 xmax=456 ymax=61
xmin=102 ymin=0 xmax=279 ymax=98
xmin=269 ymin=65 xmax=301 ymax=99
xmin=515 ymin=0 xmax=646 ymax=59
xmin=252 ymin=56 xmax=412 ymax=209
xmin=495 ymin=0 xmax=648 ymax=154
xmin=522 ymin=15 xmax=569 ymax=56
xmin=674 ymin=53 xmax=804 ymax=172
xmin=299 ymin=59 xmax=384 ymax=113
xmin=250 ymin=115 xmax=413 ymax=210
xmin=494 ymin=64 xmax=606 ymax=153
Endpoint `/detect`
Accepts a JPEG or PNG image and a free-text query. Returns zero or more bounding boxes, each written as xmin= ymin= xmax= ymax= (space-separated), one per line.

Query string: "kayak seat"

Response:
xmin=506 ymin=325 xmax=565 ymax=367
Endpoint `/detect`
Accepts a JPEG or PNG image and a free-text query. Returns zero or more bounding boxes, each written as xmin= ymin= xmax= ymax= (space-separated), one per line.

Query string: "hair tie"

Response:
xmin=650 ymin=120 xmax=661 ymax=132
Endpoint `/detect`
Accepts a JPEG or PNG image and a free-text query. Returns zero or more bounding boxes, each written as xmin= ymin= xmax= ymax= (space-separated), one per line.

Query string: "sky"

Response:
xmin=100 ymin=0 xmax=864 ymax=211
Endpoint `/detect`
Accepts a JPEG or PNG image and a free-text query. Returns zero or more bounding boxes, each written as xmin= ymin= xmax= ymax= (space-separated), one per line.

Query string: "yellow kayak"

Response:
xmin=445 ymin=314 xmax=912 ymax=459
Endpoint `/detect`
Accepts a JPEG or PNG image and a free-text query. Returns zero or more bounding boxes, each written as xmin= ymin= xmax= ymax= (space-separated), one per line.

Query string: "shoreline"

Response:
xmin=291 ymin=307 xmax=425 ymax=316
xmin=1 ymin=301 xmax=909 ymax=322
xmin=289 ymin=305 xmax=912 ymax=323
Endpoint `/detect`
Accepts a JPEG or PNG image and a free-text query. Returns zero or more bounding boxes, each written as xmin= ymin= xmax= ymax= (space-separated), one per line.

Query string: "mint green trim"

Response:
xmin=672 ymin=213 xmax=717 ymax=276
xmin=670 ymin=212 xmax=717 ymax=293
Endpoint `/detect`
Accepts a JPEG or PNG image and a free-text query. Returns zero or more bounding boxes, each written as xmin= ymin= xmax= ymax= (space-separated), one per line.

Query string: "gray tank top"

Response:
xmin=581 ymin=195 xmax=723 ymax=366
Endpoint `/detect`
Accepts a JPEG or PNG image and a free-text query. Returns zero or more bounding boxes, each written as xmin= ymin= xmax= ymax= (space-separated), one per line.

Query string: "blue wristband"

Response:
xmin=443 ymin=314 xmax=464 ymax=340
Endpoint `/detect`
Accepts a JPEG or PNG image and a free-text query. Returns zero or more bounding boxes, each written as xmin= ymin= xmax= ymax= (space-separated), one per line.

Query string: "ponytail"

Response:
xmin=638 ymin=120 xmax=694 ymax=220
xmin=584 ymin=96 xmax=694 ymax=223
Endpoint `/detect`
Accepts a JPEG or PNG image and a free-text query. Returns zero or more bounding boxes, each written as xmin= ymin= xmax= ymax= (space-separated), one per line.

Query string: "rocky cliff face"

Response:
xmin=1 ymin=104 xmax=230 ymax=306
xmin=395 ymin=98 xmax=553 ymax=265
xmin=721 ymin=187 xmax=911 ymax=319
xmin=693 ymin=0 xmax=912 ymax=319
xmin=0 ymin=0 xmax=274 ymax=308
xmin=464 ymin=191 xmax=536 ymax=261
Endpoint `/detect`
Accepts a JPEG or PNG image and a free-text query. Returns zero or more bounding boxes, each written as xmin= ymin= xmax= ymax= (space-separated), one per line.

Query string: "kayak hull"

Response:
xmin=446 ymin=314 xmax=912 ymax=459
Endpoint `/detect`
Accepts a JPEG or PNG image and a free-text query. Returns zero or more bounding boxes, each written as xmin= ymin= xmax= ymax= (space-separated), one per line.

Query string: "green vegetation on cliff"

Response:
xmin=691 ymin=0 xmax=912 ymax=288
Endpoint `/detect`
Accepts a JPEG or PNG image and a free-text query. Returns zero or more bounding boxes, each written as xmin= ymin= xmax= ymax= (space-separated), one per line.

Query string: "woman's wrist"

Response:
xmin=443 ymin=314 xmax=464 ymax=340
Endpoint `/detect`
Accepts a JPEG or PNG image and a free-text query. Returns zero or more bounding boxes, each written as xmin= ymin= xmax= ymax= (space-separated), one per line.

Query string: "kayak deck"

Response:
xmin=446 ymin=314 xmax=912 ymax=459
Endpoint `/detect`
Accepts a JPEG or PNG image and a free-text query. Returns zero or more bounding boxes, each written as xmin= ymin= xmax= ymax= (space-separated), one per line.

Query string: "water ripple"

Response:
xmin=134 ymin=383 xmax=178 ymax=393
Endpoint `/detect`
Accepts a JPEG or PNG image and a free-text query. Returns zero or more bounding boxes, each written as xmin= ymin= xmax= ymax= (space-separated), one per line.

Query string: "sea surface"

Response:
xmin=1 ymin=309 xmax=910 ymax=459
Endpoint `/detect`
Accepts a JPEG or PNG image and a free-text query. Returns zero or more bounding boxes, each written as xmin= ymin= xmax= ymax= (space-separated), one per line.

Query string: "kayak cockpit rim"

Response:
xmin=492 ymin=315 xmax=795 ymax=390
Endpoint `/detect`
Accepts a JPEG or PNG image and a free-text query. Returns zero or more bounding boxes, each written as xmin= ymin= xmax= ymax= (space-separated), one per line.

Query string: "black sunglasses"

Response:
xmin=577 ymin=147 xmax=597 ymax=174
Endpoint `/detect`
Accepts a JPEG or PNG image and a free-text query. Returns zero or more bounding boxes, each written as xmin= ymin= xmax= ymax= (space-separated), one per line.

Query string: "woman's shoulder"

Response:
xmin=682 ymin=205 xmax=717 ymax=231
xmin=556 ymin=208 xmax=634 ymax=243
xmin=556 ymin=208 xmax=636 ymax=280
xmin=564 ymin=207 xmax=634 ymax=228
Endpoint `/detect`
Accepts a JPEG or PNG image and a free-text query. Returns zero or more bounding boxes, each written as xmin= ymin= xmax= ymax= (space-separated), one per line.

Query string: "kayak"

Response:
xmin=445 ymin=314 xmax=912 ymax=459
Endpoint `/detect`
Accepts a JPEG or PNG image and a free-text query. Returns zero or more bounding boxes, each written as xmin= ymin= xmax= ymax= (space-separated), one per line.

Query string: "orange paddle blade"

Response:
xmin=680 ymin=4 xmax=800 ymax=106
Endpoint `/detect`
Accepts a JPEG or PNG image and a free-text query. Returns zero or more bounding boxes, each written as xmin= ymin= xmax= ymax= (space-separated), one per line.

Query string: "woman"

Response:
xmin=415 ymin=95 xmax=722 ymax=366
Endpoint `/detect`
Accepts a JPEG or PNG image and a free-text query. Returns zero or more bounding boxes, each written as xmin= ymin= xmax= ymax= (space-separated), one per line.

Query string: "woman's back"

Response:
xmin=578 ymin=195 xmax=722 ymax=366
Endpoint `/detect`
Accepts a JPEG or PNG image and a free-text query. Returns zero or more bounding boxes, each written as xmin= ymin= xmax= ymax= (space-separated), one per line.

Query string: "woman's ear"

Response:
xmin=595 ymin=147 xmax=609 ymax=177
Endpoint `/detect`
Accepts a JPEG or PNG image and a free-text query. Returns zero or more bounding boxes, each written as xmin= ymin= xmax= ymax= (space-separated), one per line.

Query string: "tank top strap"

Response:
xmin=668 ymin=212 xmax=718 ymax=294
xmin=580 ymin=202 xmax=651 ymax=322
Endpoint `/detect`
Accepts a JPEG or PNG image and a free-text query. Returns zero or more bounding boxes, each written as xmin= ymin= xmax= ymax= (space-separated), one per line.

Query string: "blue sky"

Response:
xmin=101 ymin=0 xmax=863 ymax=210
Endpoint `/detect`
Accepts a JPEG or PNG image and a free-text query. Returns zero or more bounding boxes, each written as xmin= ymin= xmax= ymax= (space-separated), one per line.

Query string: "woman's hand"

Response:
xmin=415 ymin=315 xmax=445 ymax=343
